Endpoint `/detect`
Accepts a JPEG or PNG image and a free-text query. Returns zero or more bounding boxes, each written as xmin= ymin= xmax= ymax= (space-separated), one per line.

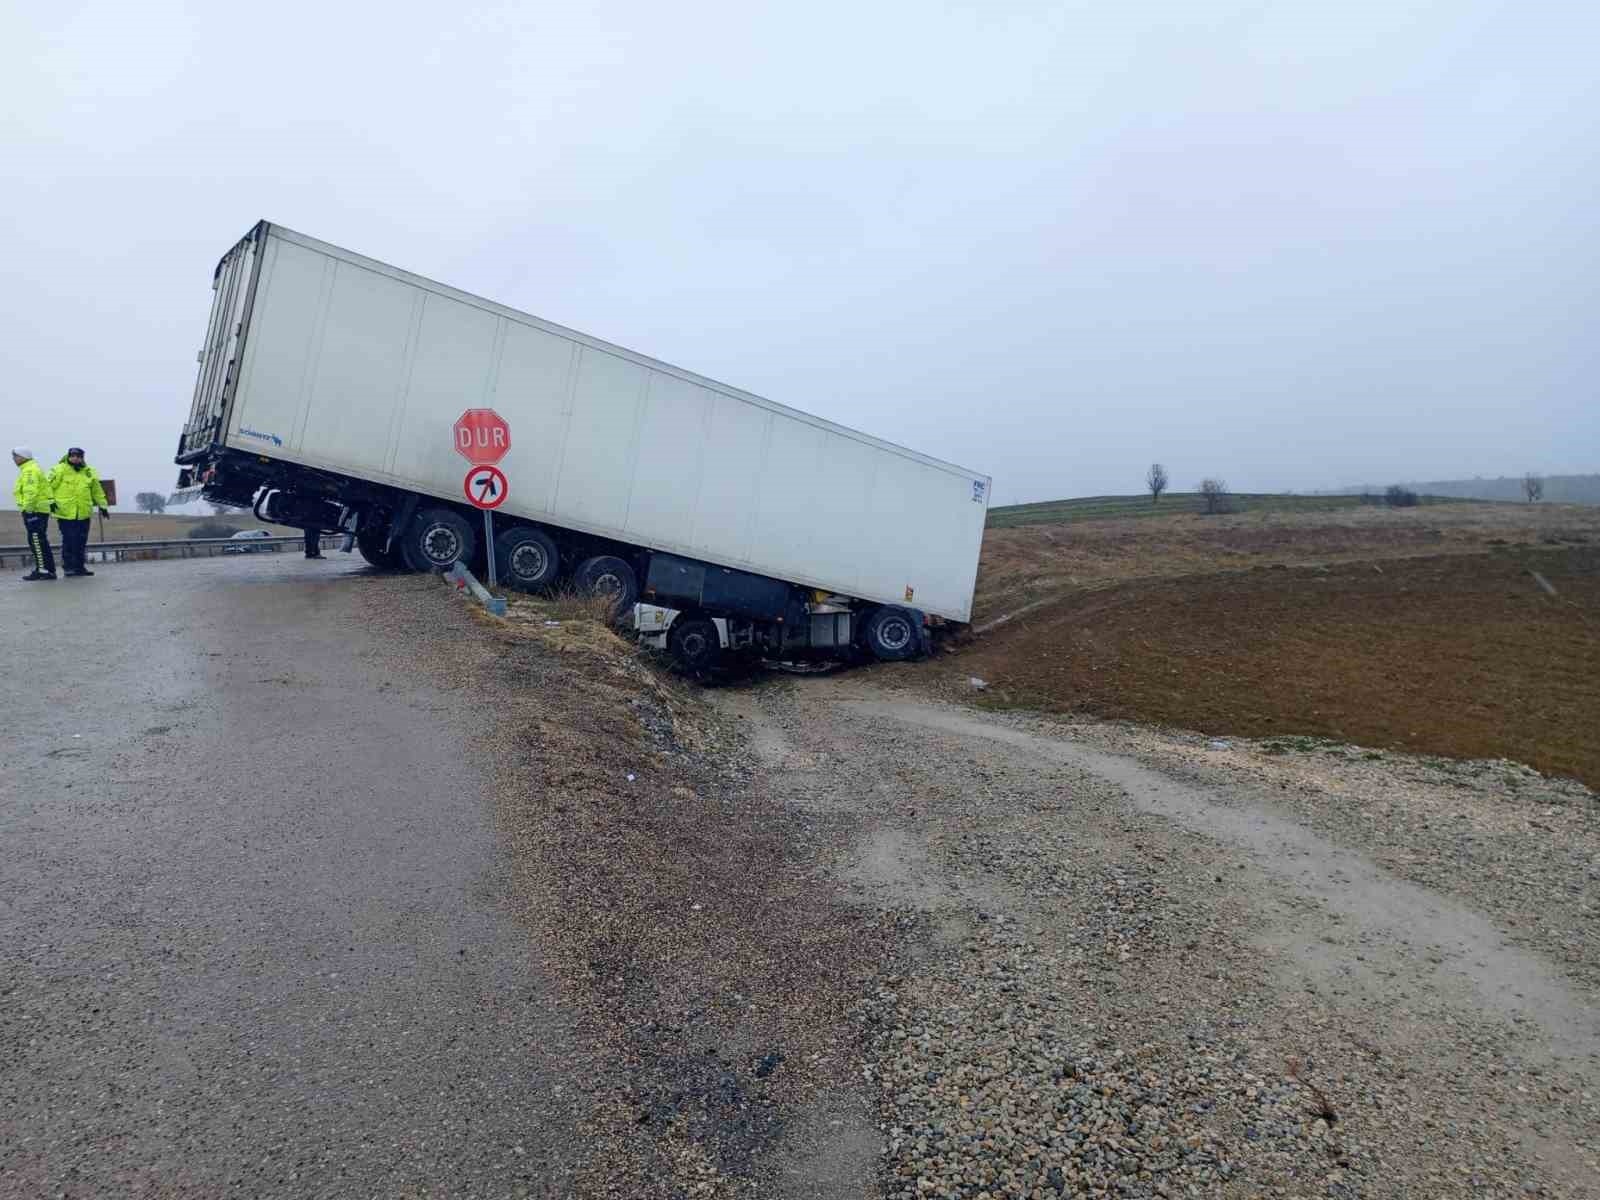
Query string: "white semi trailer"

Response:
xmin=175 ymin=221 xmax=991 ymax=669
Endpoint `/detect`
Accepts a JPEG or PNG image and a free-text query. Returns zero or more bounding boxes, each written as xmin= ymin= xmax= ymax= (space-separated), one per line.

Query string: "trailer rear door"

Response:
xmin=178 ymin=226 xmax=260 ymax=458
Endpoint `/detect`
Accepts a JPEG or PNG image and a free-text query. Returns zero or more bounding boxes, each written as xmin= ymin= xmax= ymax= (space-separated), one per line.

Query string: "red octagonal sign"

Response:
xmin=453 ymin=408 xmax=511 ymax=465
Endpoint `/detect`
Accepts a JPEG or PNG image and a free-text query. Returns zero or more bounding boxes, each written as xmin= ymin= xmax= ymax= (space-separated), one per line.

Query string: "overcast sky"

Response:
xmin=4 ymin=0 xmax=1595 ymax=508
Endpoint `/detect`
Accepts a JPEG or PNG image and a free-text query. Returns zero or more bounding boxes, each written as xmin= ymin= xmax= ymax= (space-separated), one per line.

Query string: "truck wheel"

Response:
xmin=574 ymin=555 xmax=639 ymax=616
xmin=494 ymin=527 xmax=560 ymax=592
xmin=406 ymin=508 xmax=476 ymax=572
xmin=668 ymin=616 xmax=721 ymax=674
xmin=863 ymin=606 xmax=921 ymax=662
xmin=356 ymin=532 xmax=403 ymax=570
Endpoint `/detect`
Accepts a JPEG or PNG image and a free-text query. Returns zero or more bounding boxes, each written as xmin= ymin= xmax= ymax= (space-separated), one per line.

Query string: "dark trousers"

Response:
xmin=304 ymin=528 xmax=322 ymax=557
xmin=58 ymin=518 xmax=90 ymax=572
xmin=23 ymin=513 xmax=56 ymax=576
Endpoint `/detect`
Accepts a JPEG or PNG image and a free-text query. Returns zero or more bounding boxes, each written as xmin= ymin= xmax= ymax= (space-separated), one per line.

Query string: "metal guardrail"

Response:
xmin=0 ymin=535 xmax=331 ymax=569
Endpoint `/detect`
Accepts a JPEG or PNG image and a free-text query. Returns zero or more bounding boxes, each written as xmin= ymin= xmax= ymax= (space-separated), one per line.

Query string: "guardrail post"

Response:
xmin=445 ymin=561 xmax=507 ymax=617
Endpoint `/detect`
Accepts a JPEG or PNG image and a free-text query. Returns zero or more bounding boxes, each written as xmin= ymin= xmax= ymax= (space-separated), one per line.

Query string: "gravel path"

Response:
xmin=718 ymin=673 xmax=1599 ymax=1198
xmin=1052 ymin=721 xmax=1600 ymax=995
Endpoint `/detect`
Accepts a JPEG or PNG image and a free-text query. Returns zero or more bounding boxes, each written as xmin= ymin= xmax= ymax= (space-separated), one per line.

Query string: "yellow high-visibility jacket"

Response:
xmin=48 ymin=457 xmax=109 ymax=520
xmin=12 ymin=458 xmax=53 ymax=514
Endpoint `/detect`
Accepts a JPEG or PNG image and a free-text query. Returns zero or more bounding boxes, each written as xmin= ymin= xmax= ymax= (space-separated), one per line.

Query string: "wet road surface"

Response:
xmin=0 ymin=553 xmax=576 ymax=1196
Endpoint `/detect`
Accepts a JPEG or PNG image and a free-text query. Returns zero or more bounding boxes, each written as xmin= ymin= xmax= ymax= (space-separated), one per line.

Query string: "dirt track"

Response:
xmin=719 ymin=673 xmax=1600 ymax=1198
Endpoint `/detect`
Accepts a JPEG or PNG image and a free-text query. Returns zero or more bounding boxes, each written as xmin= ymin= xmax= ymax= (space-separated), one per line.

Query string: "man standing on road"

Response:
xmin=48 ymin=447 xmax=110 ymax=578
xmin=11 ymin=447 xmax=57 ymax=581
xmin=304 ymin=527 xmax=323 ymax=559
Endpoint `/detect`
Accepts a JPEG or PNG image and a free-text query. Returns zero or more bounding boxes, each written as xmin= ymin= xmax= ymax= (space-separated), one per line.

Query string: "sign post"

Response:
xmin=462 ymin=462 xmax=509 ymax=589
xmin=454 ymin=410 xmax=511 ymax=590
xmin=484 ymin=511 xmax=495 ymax=588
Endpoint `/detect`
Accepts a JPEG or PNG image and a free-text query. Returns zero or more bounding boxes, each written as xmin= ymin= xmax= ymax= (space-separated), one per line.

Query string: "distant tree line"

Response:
xmin=1326 ymin=473 xmax=1598 ymax=505
xmin=1140 ymin=464 xmax=1238 ymax=514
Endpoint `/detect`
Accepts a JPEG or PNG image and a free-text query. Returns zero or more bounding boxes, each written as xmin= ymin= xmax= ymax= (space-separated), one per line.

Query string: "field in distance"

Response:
xmin=0 ymin=510 xmax=291 ymax=543
xmin=927 ymin=499 xmax=1600 ymax=789
xmin=986 ymin=490 xmax=1473 ymax=528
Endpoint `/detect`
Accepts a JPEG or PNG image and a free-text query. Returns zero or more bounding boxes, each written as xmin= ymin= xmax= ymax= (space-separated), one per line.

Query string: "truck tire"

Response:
xmin=863 ymin=606 xmax=921 ymax=662
xmin=574 ymin=555 xmax=639 ymax=616
xmin=668 ymin=616 xmax=721 ymax=674
xmin=494 ymin=527 xmax=560 ymax=592
xmin=405 ymin=507 xmax=476 ymax=572
xmin=356 ymin=531 xmax=404 ymax=570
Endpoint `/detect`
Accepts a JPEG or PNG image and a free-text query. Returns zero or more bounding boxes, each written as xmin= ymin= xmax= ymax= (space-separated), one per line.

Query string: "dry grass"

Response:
xmin=536 ymin=584 xmax=632 ymax=624
xmin=489 ymin=586 xmax=721 ymax=755
xmin=502 ymin=588 xmax=638 ymax=650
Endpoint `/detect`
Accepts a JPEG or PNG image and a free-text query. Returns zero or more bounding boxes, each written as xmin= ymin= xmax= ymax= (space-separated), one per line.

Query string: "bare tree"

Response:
xmin=1197 ymin=478 xmax=1232 ymax=514
xmin=1523 ymin=472 xmax=1544 ymax=503
xmin=134 ymin=491 xmax=166 ymax=514
xmin=1146 ymin=462 xmax=1169 ymax=505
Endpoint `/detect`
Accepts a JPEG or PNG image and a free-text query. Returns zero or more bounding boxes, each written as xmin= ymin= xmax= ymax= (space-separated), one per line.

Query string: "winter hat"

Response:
xmin=66 ymin=447 xmax=85 ymax=457
xmin=11 ymin=447 xmax=32 ymax=460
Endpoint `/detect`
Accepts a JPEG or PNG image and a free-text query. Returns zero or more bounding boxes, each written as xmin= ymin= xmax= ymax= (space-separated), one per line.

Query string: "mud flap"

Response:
xmin=910 ymin=608 xmax=933 ymax=658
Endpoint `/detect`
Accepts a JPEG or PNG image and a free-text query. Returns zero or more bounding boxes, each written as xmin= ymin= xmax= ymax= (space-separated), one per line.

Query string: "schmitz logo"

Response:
xmin=240 ymin=428 xmax=283 ymax=447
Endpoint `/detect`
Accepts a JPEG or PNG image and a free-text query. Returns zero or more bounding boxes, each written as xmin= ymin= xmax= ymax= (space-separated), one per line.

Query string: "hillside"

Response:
xmin=987 ymin=491 xmax=1470 ymax=529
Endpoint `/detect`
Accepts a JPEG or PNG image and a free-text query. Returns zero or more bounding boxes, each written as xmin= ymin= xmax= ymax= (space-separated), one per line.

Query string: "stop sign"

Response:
xmin=453 ymin=408 xmax=511 ymax=464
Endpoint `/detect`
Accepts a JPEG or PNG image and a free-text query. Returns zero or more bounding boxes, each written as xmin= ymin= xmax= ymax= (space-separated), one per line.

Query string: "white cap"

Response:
xmin=11 ymin=447 xmax=32 ymax=460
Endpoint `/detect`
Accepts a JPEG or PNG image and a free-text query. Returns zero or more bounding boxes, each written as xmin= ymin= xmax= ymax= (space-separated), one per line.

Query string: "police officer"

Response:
xmin=47 ymin=447 xmax=110 ymax=578
xmin=11 ymin=447 xmax=57 ymax=581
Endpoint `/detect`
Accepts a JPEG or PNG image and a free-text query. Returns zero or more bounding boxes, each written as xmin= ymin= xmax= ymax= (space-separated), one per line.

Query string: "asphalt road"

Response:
xmin=0 ymin=553 xmax=578 ymax=1197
